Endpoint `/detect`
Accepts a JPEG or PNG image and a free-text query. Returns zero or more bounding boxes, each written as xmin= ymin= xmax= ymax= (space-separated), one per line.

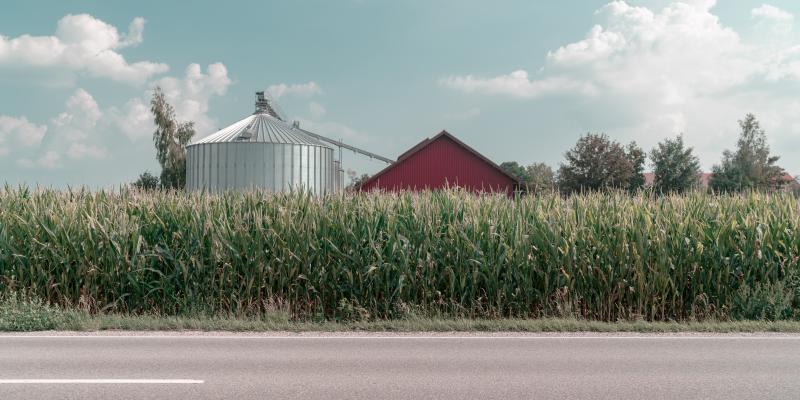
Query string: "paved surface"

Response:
xmin=1 ymin=334 xmax=799 ymax=399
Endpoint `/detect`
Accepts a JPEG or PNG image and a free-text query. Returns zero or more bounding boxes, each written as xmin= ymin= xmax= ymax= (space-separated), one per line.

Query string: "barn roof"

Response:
xmin=361 ymin=130 xmax=522 ymax=188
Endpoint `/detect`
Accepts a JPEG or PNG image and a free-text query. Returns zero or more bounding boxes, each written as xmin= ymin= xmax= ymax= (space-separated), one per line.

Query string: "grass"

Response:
xmin=2 ymin=294 xmax=800 ymax=333
xmin=0 ymin=293 xmax=85 ymax=331
xmin=83 ymin=315 xmax=800 ymax=333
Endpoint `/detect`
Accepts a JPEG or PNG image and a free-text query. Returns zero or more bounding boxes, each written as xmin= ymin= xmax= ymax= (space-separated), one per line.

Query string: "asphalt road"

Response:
xmin=1 ymin=334 xmax=799 ymax=399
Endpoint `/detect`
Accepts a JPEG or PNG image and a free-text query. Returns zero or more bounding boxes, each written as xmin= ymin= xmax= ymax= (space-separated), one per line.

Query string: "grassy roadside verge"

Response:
xmin=3 ymin=297 xmax=800 ymax=333
xmin=79 ymin=315 xmax=800 ymax=333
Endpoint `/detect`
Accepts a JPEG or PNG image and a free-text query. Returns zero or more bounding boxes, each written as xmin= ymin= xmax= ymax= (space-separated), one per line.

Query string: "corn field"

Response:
xmin=0 ymin=187 xmax=798 ymax=321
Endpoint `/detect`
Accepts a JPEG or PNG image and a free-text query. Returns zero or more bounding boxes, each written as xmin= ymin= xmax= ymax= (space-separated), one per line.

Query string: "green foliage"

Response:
xmin=500 ymin=162 xmax=557 ymax=194
xmin=132 ymin=171 xmax=161 ymax=191
xmin=558 ymin=133 xmax=645 ymax=193
xmin=730 ymin=278 xmax=800 ymax=321
xmin=1 ymin=188 xmax=800 ymax=322
xmin=337 ymin=298 xmax=371 ymax=322
xmin=650 ymin=135 xmax=701 ymax=193
xmin=150 ymin=87 xmax=195 ymax=189
xmin=710 ymin=114 xmax=785 ymax=193
xmin=625 ymin=142 xmax=646 ymax=192
xmin=0 ymin=292 xmax=82 ymax=331
xmin=525 ymin=163 xmax=556 ymax=193
xmin=500 ymin=161 xmax=529 ymax=182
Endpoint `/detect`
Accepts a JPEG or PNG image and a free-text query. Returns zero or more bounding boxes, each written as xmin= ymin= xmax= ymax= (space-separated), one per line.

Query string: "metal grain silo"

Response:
xmin=186 ymin=92 xmax=337 ymax=194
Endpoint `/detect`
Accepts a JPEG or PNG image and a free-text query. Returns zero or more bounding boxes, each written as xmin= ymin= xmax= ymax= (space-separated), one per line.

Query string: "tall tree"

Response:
xmin=150 ymin=87 xmax=195 ymax=189
xmin=710 ymin=114 xmax=784 ymax=192
xmin=558 ymin=133 xmax=644 ymax=193
xmin=625 ymin=141 xmax=646 ymax=192
xmin=500 ymin=161 xmax=530 ymax=184
xmin=525 ymin=162 xmax=556 ymax=193
xmin=649 ymin=135 xmax=701 ymax=193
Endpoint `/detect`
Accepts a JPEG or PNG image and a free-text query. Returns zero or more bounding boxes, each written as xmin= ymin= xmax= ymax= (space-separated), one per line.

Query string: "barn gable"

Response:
xmin=360 ymin=130 xmax=520 ymax=194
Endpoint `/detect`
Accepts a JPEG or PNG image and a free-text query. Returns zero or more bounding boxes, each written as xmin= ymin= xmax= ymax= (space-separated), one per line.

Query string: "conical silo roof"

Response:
xmin=190 ymin=92 xmax=332 ymax=147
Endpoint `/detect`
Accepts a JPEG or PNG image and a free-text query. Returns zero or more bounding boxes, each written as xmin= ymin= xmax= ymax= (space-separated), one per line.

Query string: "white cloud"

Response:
xmin=441 ymin=1 xmax=800 ymax=169
xmin=153 ymin=63 xmax=232 ymax=135
xmin=52 ymin=88 xmax=102 ymax=140
xmin=109 ymin=97 xmax=155 ymax=141
xmin=752 ymin=4 xmax=794 ymax=21
xmin=675 ymin=0 xmax=717 ymax=11
xmin=20 ymin=150 xmax=62 ymax=169
xmin=67 ymin=143 xmax=107 ymax=160
xmin=267 ymin=82 xmax=322 ymax=99
xmin=441 ymin=70 xmax=596 ymax=99
xmin=1 ymin=61 xmax=231 ymax=175
xmin=446 ymin=0 xmax=758 ymax=101
xmin=120 ymin=17 xmax=146 ymax=48
xmin=15 ymin=158 xmax=33 ymax=168
xmin=752 ymin=4 xmax=794 ymax=37
xmin=39 ymin=151 xmax=61 ymax=169
xmin=12 ymin=88 xmax=109 ymax=169
xmin=554 ymin=1 xmax=758 ymax=95
xmin=308 ymin=102 xmax=327 ymax=119
xmin=0 ymin=115 xmax=47 ymax=147
xmin=0 ymin=58 xmax=218 ymax=175
xmin=0 ymin=14 xmax=168 ymax=85
xmin=547 ymin=25 xmax=627 ymax=65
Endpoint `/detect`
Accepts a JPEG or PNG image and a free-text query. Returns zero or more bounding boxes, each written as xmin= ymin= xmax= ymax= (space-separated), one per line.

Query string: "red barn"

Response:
xmin=360 ymin=130 xmax=521 ymax=194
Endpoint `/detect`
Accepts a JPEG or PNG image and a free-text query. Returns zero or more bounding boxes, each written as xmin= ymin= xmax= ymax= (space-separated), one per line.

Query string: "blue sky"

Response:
xmin=2 ymin=0 xmax=800 ymax=187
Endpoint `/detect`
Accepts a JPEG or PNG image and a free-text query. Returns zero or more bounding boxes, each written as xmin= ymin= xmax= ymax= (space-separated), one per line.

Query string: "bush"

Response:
xmin=0 ymin=292 xmax=81 ymax=331
xmin=731 ymin=278 xmax=800 ymax=321
xmin=132 ymin=171 xmax=160 ymax=191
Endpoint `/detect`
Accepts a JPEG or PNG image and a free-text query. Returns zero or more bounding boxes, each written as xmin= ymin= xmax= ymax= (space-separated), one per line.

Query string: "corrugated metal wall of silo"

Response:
xmin=186 ymin=142 xmax=334 ymax=194
xmin=332 ymin=160 xmax=343 ymax=193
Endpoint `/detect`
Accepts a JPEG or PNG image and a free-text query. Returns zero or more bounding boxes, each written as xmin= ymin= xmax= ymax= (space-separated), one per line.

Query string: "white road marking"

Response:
xmin=0 ymin=379 xmax=203 ymax=384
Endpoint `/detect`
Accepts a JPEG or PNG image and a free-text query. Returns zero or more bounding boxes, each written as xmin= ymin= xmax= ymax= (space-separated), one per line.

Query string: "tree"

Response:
xmin=649 ymin=135 xmax=701 ymax=193
xmin=557 ymin=133 xmax=644 ymax=193
xmin=525 ymin=162 xmax=556 ymax=193
xmin=500 ymin=161 xmax=529 ymax=182
xmin=132 ymin=171 xmax=160 ymax=191
xmin=346 ymin=169 xmax=371 ymax=191
xmin=150 ymin=87 xmax=195 ymax=189
xmin=500 ymin=161 xmax=530 ymax=184
xmin=710 ymin=114 xmax=785 ymax=192
xmin=625 ymin=142 xmax=646 ymax=192
xmin=500 ymin=161 xmax=557 ymax=193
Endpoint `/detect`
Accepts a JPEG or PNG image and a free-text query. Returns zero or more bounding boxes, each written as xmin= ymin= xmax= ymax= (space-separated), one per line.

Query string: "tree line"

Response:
xmin=132 ymin=91 xmax=792 ymax=196
xmin=501 ymin=113 xmax=793 ymax=194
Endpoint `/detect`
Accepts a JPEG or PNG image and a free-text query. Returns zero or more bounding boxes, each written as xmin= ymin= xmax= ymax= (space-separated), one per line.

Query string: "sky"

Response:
xmin=2 ymin=0 xmax=800 ymax=187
